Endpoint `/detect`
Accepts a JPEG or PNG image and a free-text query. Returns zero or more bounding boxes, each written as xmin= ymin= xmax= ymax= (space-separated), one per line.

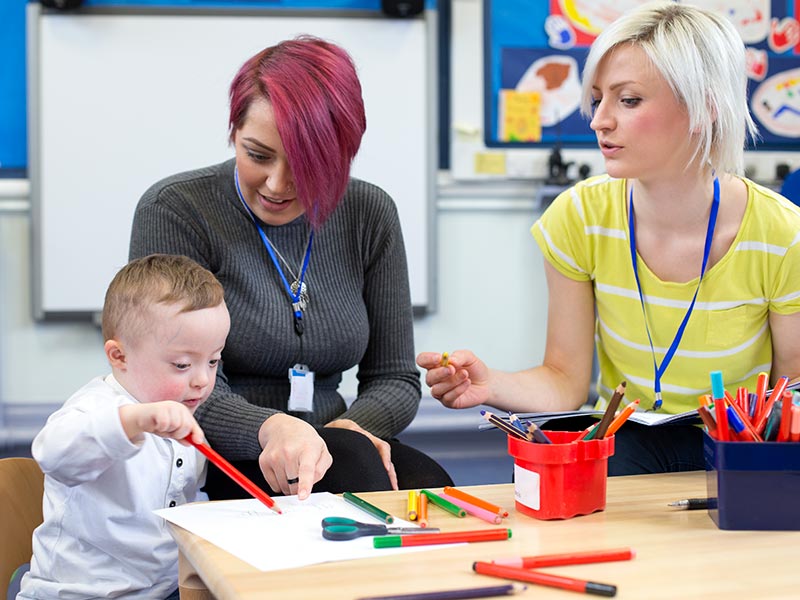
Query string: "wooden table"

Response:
xmin=170 ymin=471 xmax=800 ymax=599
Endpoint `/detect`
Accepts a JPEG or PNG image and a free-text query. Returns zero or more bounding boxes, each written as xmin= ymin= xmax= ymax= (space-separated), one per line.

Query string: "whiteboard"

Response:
xmin=30 ymin=6 xmax=432 ymax=316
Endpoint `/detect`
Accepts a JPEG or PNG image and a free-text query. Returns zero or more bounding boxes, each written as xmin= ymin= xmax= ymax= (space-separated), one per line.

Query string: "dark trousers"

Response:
xmin=541 ymin=416 xmax=705 ymax=476
xmin=204 ymin=427 xmax=453 ymax=499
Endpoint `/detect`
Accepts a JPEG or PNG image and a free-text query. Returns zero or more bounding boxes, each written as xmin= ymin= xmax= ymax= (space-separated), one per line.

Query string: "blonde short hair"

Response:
xmin=102 ymin=254 xmax=224 ymax=342
xmin=580 ymin=1 xmax=758 ymax=175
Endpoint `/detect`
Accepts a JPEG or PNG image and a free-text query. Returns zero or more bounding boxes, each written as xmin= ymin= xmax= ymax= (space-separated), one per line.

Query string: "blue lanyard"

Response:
xmin=234 ymin=168 xmax=313 ymax=336
xmin=628 ymin=177 xmax=719 ymax=411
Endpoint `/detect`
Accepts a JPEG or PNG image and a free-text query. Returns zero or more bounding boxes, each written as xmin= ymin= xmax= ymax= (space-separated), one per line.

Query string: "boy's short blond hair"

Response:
xmin=102 ymin=254 xmax=225 ymax=343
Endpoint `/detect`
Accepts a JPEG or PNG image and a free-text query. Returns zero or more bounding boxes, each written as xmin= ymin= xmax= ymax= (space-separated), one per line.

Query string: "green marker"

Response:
xmin=343 ymin=491 xmax=394 ymax=524
xmin=421 ymin=489 xmax=467 ymax=518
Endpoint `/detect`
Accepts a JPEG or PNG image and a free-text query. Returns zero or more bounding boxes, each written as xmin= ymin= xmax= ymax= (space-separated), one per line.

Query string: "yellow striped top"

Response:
xmin=531 ymin=175 xmax=800 ymax=414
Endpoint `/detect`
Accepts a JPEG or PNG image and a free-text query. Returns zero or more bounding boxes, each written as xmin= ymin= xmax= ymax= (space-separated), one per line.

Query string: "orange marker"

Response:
xmin=604 ymin=399 xmax=640 ymax=437
xmin=778 ymin=390 xmax=794 ymax=442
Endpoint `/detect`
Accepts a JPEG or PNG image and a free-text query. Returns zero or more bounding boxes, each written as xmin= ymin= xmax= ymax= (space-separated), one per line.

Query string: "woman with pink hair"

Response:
xmin=130 ymin=36 xmax=451 ymax=500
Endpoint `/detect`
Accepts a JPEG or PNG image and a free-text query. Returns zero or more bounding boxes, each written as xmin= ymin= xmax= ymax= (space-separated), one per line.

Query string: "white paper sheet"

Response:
xmin=155 ymin=492 xmax=457 ymax=572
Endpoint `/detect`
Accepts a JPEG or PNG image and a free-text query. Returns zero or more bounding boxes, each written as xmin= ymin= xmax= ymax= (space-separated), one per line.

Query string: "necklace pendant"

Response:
xmin=291 ymin=280 xmax=309 ymax=311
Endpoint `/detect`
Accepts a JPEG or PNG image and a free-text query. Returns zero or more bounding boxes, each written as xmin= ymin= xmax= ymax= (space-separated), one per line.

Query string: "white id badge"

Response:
xmin=288 ymin=363 xmax=314 ymax=412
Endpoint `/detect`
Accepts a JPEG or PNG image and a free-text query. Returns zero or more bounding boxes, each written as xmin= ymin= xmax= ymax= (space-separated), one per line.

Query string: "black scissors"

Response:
xmin=321 ymin=517 xmax=440 ymax=541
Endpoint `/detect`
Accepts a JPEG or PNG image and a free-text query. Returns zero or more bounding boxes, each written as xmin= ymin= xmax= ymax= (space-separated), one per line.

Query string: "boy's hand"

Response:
xmin=119 ymin=401 xmax=205 ymax=446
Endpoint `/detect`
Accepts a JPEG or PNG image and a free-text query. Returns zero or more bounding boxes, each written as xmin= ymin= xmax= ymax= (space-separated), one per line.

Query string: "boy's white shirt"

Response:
xmin=17 ymin=374 xmax=207 ymax=600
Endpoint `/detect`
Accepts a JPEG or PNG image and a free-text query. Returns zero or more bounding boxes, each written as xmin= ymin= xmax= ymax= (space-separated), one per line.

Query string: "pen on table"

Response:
xmin=439 ymin=492 xmax=503 ymax=525
xmin=374 ymin=528 xmax=511 ymax=548
xmin=343 ymin=491 xmax=394 ymax=524
xmin=420 ymin=489 xmax=466 ymax=518
xmin=585 ymin=381 xmax=626 ymax=441
xmin=443 ymin=486 xmax=509 ymax=518
xmin=668 ymin=498 xmax=709 ymax=510
xmin=417 ymin=489 xmax=429 ymax=527
xmin=604 ymin=399 xmax=640 ymax=437
xmin=355 ymin=583 xmax=528 ymax=600
xmin=184 ymin=436 xmax=282 ymax=514
xmin=440 ymin=352 xmax=450 ymax=367
xmin=491 ymin=547 xmax=634 ymax=569
xmin=473 ymin=561 xmax=616 ymax=597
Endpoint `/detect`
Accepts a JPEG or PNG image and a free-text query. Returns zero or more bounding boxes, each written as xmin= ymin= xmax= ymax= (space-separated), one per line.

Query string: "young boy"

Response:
xmin=18 ymin=254 xmax=230 ymax=600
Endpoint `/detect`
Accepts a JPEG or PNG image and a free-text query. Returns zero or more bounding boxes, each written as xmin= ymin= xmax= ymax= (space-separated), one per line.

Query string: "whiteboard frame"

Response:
xmin=28 ymin=4 xmax=436 ymax=318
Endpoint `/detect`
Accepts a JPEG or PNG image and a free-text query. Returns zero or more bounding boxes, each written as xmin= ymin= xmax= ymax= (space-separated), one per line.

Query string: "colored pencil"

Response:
xmin=480 ymin=410 xmax=530 ymax=441
xmin=417 ymin=491 xmax=429 ymax=527
xmin=343 ymin=492 xmax=394 ymax=524
xmin=491 ymin=547 xmax=634 ymax=569
xmin=439 ymin=492 xmax=503 ymax=524
xmin=585 ymin=381 xmax=626 ymax=441
xmin=526 ymin=420 xmax=553 ymax=444
xmin=604 ymin=399 xmax=639 ymax=437
xmin=374 ymin=528 xmax=511 ymax=548
xmin=473 ymin=561 xmax=616 ymax=597
xmin=407 ymin=490 xmax=418 ymax=521
xmin=443 ymin=486 xmax=509 ymax=518
xmin=420 ymin=489 xmax=466 ymax=518
xmin=185 ymin=437 xmax=281 ymax=514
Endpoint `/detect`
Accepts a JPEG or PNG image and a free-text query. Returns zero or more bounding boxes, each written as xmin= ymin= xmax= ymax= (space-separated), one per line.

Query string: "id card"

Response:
xmin=288 ymin=363 xmax=314 ymax=412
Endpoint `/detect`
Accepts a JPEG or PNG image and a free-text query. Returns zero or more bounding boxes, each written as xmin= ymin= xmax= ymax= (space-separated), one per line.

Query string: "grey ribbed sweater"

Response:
xmin=129 ymin=159 xmax=420 ymax=460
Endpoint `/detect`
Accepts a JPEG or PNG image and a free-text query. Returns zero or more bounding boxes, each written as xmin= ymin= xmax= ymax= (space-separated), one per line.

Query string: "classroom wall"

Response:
xmin=2 ymin=0 xmax=799 ymax=444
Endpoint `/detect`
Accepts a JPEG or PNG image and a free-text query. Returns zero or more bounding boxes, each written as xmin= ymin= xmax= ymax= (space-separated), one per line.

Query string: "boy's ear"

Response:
xmin=104 ymin=339 xmax=127 ymax=370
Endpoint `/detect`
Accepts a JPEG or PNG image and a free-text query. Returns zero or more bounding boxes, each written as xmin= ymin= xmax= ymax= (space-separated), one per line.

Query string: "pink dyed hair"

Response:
xmin=228 ymin=36 xmax=366 ymax=228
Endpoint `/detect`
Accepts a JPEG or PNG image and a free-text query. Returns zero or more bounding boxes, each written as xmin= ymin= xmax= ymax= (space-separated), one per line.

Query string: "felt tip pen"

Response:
xmin=491 ymin=547 xmax=634 ymax=569
xmin=473 ymin=562 xmax=616 ymax=597
xmin=355 ymin=583 xmax=528 ymax=600
xmin=185 ymin=437 xmax=281 ymax=514
xmin=668 ymin=498 xmax=709 ymax=510
xmin=343 ymin=492 xmax=394 ymax=524
xmin=374 ymin=528 xmax=511 ymax=548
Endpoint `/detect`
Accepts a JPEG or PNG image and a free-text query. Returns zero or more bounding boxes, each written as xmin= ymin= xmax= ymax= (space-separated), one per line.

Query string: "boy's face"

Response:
xmin=106 ymin=301 xmax=231 ymax=412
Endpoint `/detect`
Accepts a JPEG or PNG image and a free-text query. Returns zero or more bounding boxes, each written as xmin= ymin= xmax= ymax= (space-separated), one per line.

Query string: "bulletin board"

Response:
xmin=484 ymin=0 xmax=800 ymax=150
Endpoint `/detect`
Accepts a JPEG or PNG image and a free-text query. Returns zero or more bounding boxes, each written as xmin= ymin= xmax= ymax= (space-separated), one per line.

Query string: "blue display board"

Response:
xmin=0 ymin=1 xmax=27 ymax=174
xmin=484 ymin=0 xmax=800 ymax=150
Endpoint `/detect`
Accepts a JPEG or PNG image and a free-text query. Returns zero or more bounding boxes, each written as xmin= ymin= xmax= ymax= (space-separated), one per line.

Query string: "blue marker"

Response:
xmin=710 ymin=371 xmax=725 ymax=400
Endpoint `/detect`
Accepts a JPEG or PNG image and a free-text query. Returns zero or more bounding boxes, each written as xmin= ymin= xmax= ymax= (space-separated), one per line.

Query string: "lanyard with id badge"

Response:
xmin=234 ymin=168 xmax=315 ymax=413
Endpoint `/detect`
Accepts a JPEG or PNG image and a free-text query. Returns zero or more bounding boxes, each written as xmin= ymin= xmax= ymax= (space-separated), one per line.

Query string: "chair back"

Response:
xmin=0 ymin=458 xmax=44 ymax=593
